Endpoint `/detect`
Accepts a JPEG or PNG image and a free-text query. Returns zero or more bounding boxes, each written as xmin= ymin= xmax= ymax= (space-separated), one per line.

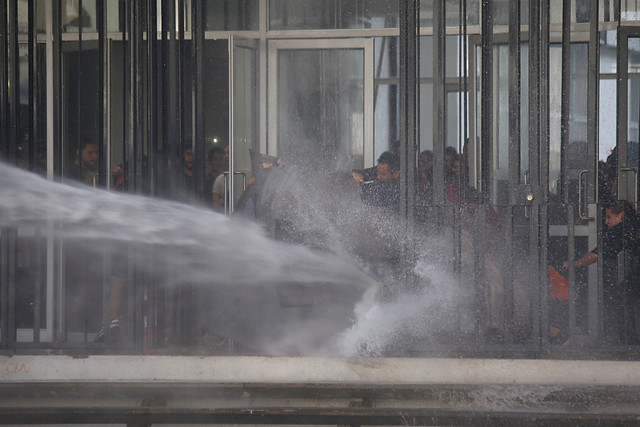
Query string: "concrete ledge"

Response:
xmin=3 ymin=355 xmax=640 ymax=386
xmin=3 ymin=356 xmax=640 ymax=424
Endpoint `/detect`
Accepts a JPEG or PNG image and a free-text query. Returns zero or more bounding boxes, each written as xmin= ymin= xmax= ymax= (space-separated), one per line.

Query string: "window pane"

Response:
xmin=270 ymin=0 xmax=399 ymax=30
xmin=205 ymin=0 xmax=259 ymax=31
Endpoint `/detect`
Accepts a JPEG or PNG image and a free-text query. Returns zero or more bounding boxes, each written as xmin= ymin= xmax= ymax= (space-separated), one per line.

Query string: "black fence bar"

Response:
xmin=480 ymin=0 xmax=493 ymax=200
xmin=28 ymin=0 xmax=38 ymax=171
xmin=125 ymin=0 xmax=134 ymax=192
xmin=5 ymin=0 xmax=19 ymax=350
xmin=0 ymin=0 xmax=6 ymax=159
xmin=28 ymin=0 xmax=42 ymax=343
xmin=168 ymin=0 xmax=179 ymax=201
xmin=147 ymin=0 xmax=158 ymax=197
xmin=0 ymin=0 xmax=8 ymax=350
xmin=398 ymin=0 xmax=418 ymax=289
xmin=0 ymin=233 xmax=10 ymax=350
xmin=7 ymin=0 xmax=17 ymax=163
xmin=52 ymin=1 xmax=63 ymax=178
xmin=97 ymin=0 xmax=107 ymax=189
xmin=506 ymin=0 xmax=521 ymax=344
xmin=132 ymin=0 xmax=145 ymax=353
xmin=145 ymin=0 xmax=159 ymax=352
xmin=432 ymin=0 xmax=445 ymax=207
xmin=588 ymin=0 xmax=602 ymax=341
xmin=508 ymin=0 xmax=521 ymax=206
xmin=528 ymin=0 xmax=543 ymax=349
xmin=539 ymin=0 xmax=551 ymax=353
xmin=178 ymin=0 xmax=187 ymax=200
xmin=192 ymin=0 xmax=205 ymax=201
xmin=478 ymin=0 xmax=493 ymax=341
xmin=132 ymin=0 xmax=144 ymax=194
xmin=398 ymin=0 xmax=418 ymax=214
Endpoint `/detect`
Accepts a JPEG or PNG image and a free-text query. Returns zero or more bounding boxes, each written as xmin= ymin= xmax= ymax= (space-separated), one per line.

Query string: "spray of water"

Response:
xmin=0 ymin=161 xmax=471 ymax=356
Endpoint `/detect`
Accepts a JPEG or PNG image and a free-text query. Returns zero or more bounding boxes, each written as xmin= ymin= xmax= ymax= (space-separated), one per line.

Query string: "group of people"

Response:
xmin=65 ymin=140 xmax=233 ymax=343
xmin=67 ymin=137 xmax=640 ymax=347
xmin=349 ymin=143 xmax=640 ymax=346
xmin=78 ymin=141 xmax=233 ymax=210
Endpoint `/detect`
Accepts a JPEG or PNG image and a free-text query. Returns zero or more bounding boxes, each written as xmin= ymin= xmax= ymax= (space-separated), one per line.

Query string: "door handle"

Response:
xmin=222 ymin=171 xmax=248 ymax=215
xmin=234 ymin=171 xmax=247 ymax=191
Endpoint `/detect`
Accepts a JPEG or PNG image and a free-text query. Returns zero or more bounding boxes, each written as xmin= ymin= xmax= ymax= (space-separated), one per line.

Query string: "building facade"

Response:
xmin=2 ymin=0 xmax=640 ymax=360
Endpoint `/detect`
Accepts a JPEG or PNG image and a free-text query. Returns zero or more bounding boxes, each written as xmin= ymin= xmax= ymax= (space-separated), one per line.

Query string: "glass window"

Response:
xmin=420 ymin=0 xmax=482 ymax=28
xmin=205 ymin=0 xmax=259 ymax=31
xmin=60 ymin=0 xmax=98 ymax=33
xmin=276 ymin=48 xmax=365 ymax=171
xmin=269 ymin=0 xmax=399 ymax=30
xmin=622 ymin=2 xmax=640 ymax=22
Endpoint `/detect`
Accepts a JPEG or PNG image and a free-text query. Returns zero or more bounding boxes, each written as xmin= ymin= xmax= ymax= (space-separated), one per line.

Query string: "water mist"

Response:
xmin=0 ymin=161 xmax=471 ymax=356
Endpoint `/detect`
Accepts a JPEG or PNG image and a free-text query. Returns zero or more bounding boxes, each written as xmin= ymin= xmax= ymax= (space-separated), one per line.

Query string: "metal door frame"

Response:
xmin=617 ymin=27 xmax=640 ymax=204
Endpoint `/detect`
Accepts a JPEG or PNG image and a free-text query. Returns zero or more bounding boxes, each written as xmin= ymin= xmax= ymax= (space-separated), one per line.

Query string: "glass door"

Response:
xmin=228 ymin=35 xmax=259 ymax=213
xmin=610 ymin=29 xmax=640 ymax=346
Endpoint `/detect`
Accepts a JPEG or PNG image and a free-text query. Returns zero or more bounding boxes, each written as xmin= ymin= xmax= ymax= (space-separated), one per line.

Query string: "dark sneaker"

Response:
xmin=94 ymin=318 xmax=122 ymax=343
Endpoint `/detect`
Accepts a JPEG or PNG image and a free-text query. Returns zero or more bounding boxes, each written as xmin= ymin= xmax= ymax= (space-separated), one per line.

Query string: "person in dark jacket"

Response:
xmin=563 ymin=200 xmax=640 ymax=344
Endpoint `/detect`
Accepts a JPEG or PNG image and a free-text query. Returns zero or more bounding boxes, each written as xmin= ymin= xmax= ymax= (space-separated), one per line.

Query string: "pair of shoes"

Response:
xmin=94 ymin=318 xmax=122 ymax=343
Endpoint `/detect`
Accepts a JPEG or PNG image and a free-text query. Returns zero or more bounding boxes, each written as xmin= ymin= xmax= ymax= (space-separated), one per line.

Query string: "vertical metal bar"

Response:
xmin=480 ymin=0 xmax=493 ymax=200
xmin=145 ymin=0 xmax=158 ymax=351
xmin=33 ymin=230 xmax=43 ymax=343
xmin=0 ymin=0 xmax=7 ymax=160
xmin=478 ymin=0 xmax=493 ymax=341
xmin=28 ymin=0 xmax=38 ymax=171
xmin=617 ymin=21 xmax=628 ymax=191
xmin=52 ymin=1 xmax=63 ymax=178
xmin=77 ymin=0 xmax=84 ymax=185
xmin=561 ymin=0 xmax=578 ymax=338
xmin=561 ymin=0 xmax=571 ymax=205
xmin=540 ymin=0 xmax=551 ymax=353
xmin=2 ymin=0 xmax=17 ymax=352
xmin=432 ymin=0 xmax=445 ymax=206
xmin=28 ymin=0 xmax=42 ymax=341
xmin=258 ymin=0 xmax=268 ymax=154
xmin=587 ymin=0 xmax=600 ymax=205
xmin=399 ymin=0 xmax=418 ymax=216
xmin=5 ymin=0 xmax=19 ymax=350
xmin=168 ymin=0 xmax=178 ymax=200
xmin=50 ymin=0 xmax=64 ymax=343
xmin=121 ymin=0 xmax=129 ymax=189
xmin=528 ymin=0 xmax=542 ymax=349
xmin=2 ymin=231 xmax=17 ymax=350
xmin=126 ymin=0 xmax=134 ymax=193
xmin=588 ymin=0 xmax=601 ymax=340
xmin=0 ymin=0 xmax=6 ymax=338
xmin=0 ymin=235 xmax=6 ymax=349
xmin=193 ymin=0 xmax=205 ymax=200
xmin=178 ymin=0 xmax=187 ymax=200
xmin=148 ymin=0 xmax=158 ymax=197
xmin=399 ymin=0 xmax=418 ymax=287
xmin=508 ymin=0 xmax=521 ymax=206
xmin=8 ymin=0 xmax=18 ymax=163
xmin=133 ymin=0 xmax=145 ymax=351
xmin=506 ymin=0 xmax=521 ymax=344
xmin=98 ymin=0 xmax=108 ymax=189
xmin=228 ymin=36 xmax=234 ymax=215
xmin=134 ymin=0 xmax=144 ymax=194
